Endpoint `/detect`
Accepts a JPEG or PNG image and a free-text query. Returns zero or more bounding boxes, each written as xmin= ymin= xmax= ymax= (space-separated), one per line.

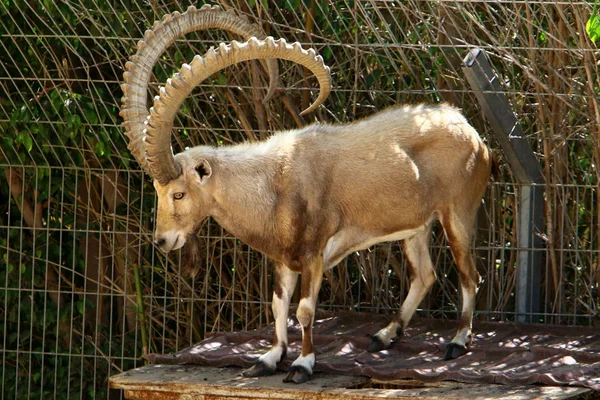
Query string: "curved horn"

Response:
xmin=120 ymin=4 xmax=278 ymax=180
xmin=145 ymin=37 xmax=331 ymax=184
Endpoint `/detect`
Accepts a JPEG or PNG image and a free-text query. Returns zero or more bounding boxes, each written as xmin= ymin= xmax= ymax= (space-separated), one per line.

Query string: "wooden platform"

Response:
xmin=109 ymin=364 xmax=594 ymax=400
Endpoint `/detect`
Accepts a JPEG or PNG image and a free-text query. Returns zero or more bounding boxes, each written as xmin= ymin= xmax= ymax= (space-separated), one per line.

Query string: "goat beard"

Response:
xmin=181 ymin=233 xmax=202 ymax=279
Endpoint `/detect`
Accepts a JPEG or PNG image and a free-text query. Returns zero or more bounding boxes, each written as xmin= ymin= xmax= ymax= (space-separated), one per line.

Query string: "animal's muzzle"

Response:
xmin=154 ymin=233 xmax=183 ymax=252
xmin=154 ymin=235 xmax=171 ymax=252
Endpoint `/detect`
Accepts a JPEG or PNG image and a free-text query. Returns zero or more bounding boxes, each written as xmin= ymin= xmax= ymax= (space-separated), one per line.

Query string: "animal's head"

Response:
xmin=152 ymin=155 xmax=213 ymax=252
xmin=120 ymin=5 xmax=331 ymax=254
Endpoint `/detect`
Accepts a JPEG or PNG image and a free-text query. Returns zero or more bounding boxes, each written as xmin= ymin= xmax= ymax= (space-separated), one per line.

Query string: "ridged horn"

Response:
xmin=120 ymin=4 xmax=279 ymax=180
xmin=145 ymin=37 xmax=331 ymax=184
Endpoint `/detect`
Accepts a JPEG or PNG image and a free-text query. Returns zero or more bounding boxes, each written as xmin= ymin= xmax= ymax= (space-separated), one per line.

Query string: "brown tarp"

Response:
xmin=145 ymin=312 xmax=600 ymax=391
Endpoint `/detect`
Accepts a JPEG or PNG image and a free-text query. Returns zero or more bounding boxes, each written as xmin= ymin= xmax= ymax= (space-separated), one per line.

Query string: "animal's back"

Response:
xmin=288 ymin=104 xmax=490 ymax=215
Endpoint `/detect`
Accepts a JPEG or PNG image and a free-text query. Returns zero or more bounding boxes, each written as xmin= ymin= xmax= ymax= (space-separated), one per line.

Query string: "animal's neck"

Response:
xmin=208 ymin=152 xmax=281 ymax=257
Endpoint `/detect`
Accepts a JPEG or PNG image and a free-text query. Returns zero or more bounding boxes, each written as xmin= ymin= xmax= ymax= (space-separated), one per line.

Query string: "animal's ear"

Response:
xmin=194 ymin=159 xmax=212 ymax=185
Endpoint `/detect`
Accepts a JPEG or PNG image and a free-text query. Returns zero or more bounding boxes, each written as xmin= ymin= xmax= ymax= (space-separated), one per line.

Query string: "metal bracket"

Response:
xmin=462 ymin=48 xmax=545 ymax=323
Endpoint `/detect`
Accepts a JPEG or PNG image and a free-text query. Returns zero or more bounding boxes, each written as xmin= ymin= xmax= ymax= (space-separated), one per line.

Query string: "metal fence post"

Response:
xmin=462 ymin=49 xmax=545 ymax=323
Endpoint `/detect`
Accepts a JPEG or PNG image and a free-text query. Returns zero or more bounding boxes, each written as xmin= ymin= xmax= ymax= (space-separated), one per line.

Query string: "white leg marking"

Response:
xmin=258 ymin=345 xmax=285 ymax=368
xmin=451 ymin=328 xmax=472 ymax=347
xmin=397 ymin=273 xmax=434 ymax=327
xmin=260 ymin=265 xmax=297 ymax=368
xmin=373 ymin=320 xmax=401 ymax=348
xmin=290 ymin=257 xmax=323 ymax=378
xmin=290 ymin=353 xmax=315 ymax=374
xmin=273 ymin=267 xmax=298 ymax=345
xmin=396 ymin=227 xmax=436 ymax=329
xmin=451 ymin=284 xmax=476 ymax=346
xmin=372 ymin=227 xmax=436 ymax=352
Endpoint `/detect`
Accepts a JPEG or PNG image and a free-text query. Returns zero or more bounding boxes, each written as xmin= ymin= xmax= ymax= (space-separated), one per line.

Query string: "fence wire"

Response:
xmin=1 ymin=0 xmax=599 ymax=399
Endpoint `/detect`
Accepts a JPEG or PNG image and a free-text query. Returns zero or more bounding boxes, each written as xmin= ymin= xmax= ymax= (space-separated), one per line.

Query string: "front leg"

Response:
xmin=242 ymin=263 xmax=298 ymax=377
xmin=283 ymin=256 xmax=323 ymax=384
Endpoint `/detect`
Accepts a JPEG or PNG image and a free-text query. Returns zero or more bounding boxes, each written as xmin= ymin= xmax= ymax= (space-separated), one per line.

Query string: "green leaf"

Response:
xmin=19 ymin=105 xmax=32 ymax=123
xmin=66 ymin=114 xmax=81 ymax=128
xmin=284 ymin=0 xmax=299 ymax=11
xmin=84 ymin=108 xmax=98 ymax=125
xmin=323 ymin=46 xmax=333 ymax=62
xmin=9 ymin=109 xmax=19 ymax=126
xmin=77 ymin=300 xmax=85 ymax=315
xmin=586 ymin=14 xmax=600 ymax=42
xmin=42 ymin=0 xmax=54 ymax=13
xmin=216 ymin=74 xmax=229 ymax=86
xmin=60 ymin=308 xmax=69 ymax=323
xmin=22 ymin=132 xmax=33 ymax=152
xmin=95 ymin=141 xmax=106 ymax=157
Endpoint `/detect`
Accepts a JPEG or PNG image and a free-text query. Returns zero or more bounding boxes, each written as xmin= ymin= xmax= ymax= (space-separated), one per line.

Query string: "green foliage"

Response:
xmin=0 ymin=0 xmax=149 ymax=398
xmin=587 ymin=14 xmax=600 ymax=42
xmin=587 ymin=0 xmax=600 ymax=42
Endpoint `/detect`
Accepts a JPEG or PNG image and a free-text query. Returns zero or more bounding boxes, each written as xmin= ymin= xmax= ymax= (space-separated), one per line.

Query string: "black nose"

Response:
xmin=154 ymin=238 xmax=166 ymax=247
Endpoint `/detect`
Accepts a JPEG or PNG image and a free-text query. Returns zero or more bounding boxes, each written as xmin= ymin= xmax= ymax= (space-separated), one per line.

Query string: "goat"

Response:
xmin=120 ymin=5 xmax=494 ymax=384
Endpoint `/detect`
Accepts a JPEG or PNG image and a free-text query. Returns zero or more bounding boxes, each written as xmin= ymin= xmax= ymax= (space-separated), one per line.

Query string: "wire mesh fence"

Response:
xmin=1 ymin=0 xmax=599 ymax=398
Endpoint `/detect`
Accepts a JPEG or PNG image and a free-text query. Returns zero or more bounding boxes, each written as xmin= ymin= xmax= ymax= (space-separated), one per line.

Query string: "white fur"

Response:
xmin=258 ymin=345 xmax=285 ymax=369
xmin=373 ymin=321 xmax=402 ymax=348
xmin=291 ymin=353 xmax=315 ymax=374
xmin=323 ymin=225 xmax=427 ymax=270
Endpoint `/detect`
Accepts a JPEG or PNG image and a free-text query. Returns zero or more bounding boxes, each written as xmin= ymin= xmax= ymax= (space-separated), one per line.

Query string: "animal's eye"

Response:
xmin=173 ymin=192 xmax=185 ymax=200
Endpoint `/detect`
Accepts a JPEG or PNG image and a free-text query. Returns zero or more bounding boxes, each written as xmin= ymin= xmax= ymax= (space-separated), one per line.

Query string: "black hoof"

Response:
xmin=444 ymin=342 xmax=468 ymax=360
xmin=242 ymin=360 xmax=276 ymax=377
xmin=367 ymin=335 xmax=389 ymax=353
xmin=283 ymin=365 xmax=311 ymax=384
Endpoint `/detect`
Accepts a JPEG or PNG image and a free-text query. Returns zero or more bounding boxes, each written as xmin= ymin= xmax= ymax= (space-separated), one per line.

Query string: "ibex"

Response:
xmin=121 ymin=5 xmax=493 ymax=384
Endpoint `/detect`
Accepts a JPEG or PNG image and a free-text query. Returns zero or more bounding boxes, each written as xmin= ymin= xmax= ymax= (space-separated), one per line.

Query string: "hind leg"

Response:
xmin=440 ymin=210 xmax=481 ymax=360
xmin=369 ymin=223 xmax=436 ymax=352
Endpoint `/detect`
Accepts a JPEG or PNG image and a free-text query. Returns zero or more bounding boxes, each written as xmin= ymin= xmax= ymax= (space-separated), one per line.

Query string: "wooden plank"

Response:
xmin=109 ymin=365 xmax=593 ymax=400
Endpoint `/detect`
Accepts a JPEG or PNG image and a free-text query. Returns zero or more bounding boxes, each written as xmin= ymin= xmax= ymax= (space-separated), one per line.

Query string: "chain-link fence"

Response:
xmin=1 ymin=1 xmax=599 ymax=398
